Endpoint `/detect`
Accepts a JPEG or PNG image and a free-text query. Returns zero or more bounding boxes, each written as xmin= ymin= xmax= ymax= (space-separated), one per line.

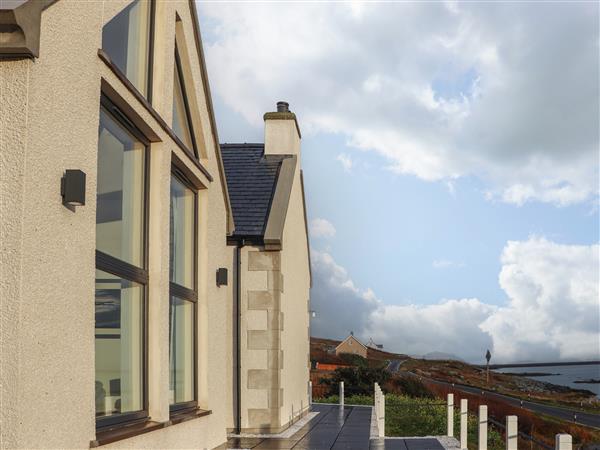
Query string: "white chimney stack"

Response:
xmin=264 ymin=101 xmax=301 ymax=155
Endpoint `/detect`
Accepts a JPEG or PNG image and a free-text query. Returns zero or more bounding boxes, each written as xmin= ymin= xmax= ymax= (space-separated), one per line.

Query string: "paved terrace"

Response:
xmin=216 ymin=404 xmax=451 ymax=449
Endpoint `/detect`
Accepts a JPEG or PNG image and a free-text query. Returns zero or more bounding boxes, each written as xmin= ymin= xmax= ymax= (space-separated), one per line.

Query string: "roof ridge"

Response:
xmin=220 ymin=143 xmax=264 ymax=147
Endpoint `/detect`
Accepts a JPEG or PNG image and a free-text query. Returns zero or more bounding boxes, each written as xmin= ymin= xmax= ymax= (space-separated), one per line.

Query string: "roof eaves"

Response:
xmin=189 ymin=0 xmax=235 ymax=235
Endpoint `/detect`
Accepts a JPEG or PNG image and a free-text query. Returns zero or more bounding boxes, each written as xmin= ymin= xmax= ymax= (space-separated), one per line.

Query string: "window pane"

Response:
xmin=170 ymin=176 xmax=194 ymax=288
xmin=97 ymin=107 xmax=145 ymax=267
xmin=95 ymin=270 xmax=143 ymax=417
xmin=172 ymin=61 xmax=194 ymax=151
xmin=169 ymin=296 xmax=194 ymax=404
xmin=102 ymin=0 xmax=151 ymax=96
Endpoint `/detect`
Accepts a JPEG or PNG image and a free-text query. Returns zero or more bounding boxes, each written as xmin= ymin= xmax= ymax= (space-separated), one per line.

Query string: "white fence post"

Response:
xmin=309 ymin=381 xmax=312 ymax=405
xmin=555 ymin=434 xmax=572 ymax=450
xmin=340 ymin=381 xmax=344 ymax=407
xmin=379 ymin=394 xmax=385 ymax=438
xmin=506 ymin=416 xmax=518 ymax=450
xmin=447 ymin=393 xmax=454 ymax=437
xmin=478 ymin=405 xmax=487 ymax=450
xmin=460 ymin=399 xmax=468 ymax=449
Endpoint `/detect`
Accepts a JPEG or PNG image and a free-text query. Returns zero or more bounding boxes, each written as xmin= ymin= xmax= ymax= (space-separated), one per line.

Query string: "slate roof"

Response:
xmin=221 ymin=143 xmax=287 ymax=239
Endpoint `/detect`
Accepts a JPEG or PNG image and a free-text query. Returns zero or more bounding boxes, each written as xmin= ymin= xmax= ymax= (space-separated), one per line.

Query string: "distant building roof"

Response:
xmin=367 ymin=337 xmax=383 ymax=349
xmin=221 ymin=144 xmax=288 ymax=241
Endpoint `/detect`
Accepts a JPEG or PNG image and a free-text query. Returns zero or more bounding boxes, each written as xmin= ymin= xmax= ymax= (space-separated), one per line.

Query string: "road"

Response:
xmin=423 ymin=377 xmax=600 ymax=429
xmin=386 ymin=359 xmax=405 ymax=373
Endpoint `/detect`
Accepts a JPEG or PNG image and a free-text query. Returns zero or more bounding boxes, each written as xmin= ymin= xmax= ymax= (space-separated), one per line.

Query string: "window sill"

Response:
xmin=170 ymin=408 xmax=212 ymax=425
xmin=91 ymin=420 xmax=168 ymax=447
xmin=90 ymin=410 xmax=212 ymax=447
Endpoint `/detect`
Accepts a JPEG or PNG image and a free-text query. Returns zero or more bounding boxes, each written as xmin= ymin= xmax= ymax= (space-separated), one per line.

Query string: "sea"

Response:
xmin=494 ymin=364 xmax=600 ymax=398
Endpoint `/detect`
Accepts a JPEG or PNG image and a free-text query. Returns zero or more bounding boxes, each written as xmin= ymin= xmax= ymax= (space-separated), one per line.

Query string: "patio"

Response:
xmin=216 ymin=404 xmax=449 ymax=450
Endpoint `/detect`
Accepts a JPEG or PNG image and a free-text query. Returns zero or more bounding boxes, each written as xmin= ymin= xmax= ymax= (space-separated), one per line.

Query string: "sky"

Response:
xmin=196 ymin=1 xmax=600 ymax=363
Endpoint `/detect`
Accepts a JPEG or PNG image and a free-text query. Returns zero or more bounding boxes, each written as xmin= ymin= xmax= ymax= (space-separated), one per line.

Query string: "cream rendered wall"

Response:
xmin=1 ymin=1 xmax=232 ymax=449
xmin=278 ymin=162 xmax=311 ymax=427
xmin=336 ymin=337 xmax=368 ymax=358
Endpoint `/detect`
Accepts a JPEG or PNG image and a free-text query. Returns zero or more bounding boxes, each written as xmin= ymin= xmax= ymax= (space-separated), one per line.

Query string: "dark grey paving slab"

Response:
xmin=221 ymin=436 xmax=264 ymax=448
xmin=404 ymin=438 xmax=445 ymax=450
xmin=253 ymin=438 xmax=299 ymax=449
xmin=369 ymin=439 xmax=408 ymax=450
xmin=331 ymin=442 xmax=371 ymax=450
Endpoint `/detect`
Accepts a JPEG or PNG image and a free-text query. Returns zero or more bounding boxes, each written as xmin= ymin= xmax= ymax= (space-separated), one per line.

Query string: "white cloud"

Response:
xmin=336 ymin=153 xmax=354 ymax=173
xmin=432 ymin=259 xmax=465 ymax=269
xmin=199 ymin=2 xmax=599 ymax=206
xmin=480 ymin=237 xmax=600 ymax=362
xmin=310 ymin=238 xmax=600 ymax=363
xmin=309 ymin=218 xmax=337 ymax=238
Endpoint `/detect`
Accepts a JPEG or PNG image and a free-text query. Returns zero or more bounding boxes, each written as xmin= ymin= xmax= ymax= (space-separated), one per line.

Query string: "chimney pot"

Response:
xmin=277 ymin=101 xmax=289 ymax=113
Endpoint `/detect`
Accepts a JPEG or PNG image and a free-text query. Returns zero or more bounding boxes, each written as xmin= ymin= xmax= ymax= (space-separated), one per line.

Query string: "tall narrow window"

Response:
xmin=95 ymin=98 xmax=148 ymax=429
xmin=102 ymin=0 xmax=152 ymax=98
xmin=172 ymin=47 xmax=198 ymax=158
xmin=169 ymin=173 xmax=197 ymax=411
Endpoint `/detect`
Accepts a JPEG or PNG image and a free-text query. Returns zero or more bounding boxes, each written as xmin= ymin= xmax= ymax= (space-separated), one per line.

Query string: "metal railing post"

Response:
xmin=460 ymin=399 xmax=468 ymax=449
xmin=555 ymin=434 xmax=572 ymax=450
xmin=506 ymin=416 xmax=518 ymax=450
xmin=478 ymin=405 xmax=487 ymax=450
xmin=339 ymin=381 xmax=344 ymax=407
xmin=447 ymin=393 xmax=454 ymax=437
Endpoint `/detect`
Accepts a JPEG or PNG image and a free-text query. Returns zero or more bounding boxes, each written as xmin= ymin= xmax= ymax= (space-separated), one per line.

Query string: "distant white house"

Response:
xmin=367 ymin=337 xmax=384 ymax=350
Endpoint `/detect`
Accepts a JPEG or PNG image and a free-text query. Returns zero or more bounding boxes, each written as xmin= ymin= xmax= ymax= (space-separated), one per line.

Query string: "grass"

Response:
xmin=384 ymin=394 xmax=504 ymax=450
xmin=314 ymin=393 xmax=504 ymax=450
xmin=313 ymin=394 xmax=373 ymax=405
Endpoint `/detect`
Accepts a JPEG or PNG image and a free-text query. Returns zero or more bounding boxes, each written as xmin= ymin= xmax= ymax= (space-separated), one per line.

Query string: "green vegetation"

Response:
xmin=389 ymin=375 xmax=434 ymax=398
xmin=338 ymin=353 xmax=369 ymax=367
xmin=313 ymin=394 xmax=373 ymax=405
xmin=320 ymin=366 xmax=390 ymax=397
xmin=384 ymin=394 xmax=504 ymax=450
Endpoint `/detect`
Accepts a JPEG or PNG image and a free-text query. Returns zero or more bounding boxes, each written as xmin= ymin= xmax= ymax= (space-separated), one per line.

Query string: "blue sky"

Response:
xmin=197 ymin=2 xmax=599 ymax=362
xmin=302 ymin=132 xmax=598 ymax=307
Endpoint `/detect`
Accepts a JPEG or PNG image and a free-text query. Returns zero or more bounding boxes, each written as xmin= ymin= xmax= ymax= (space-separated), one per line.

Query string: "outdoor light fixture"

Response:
xmin=61 ymin=169 xmax=86 ymax=207
xmin=310 ymin=310 xmax=317 ymax=318
xmin=216 ymin=268 xmax=228 ymax=287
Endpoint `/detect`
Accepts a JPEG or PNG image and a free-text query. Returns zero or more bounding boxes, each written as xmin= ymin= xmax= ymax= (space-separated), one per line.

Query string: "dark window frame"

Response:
xmin=95 ymin=95 xmax=151 ymax=431
xmin=101 ymin=0 xmax=156 ymax=103
xmin=173 ymin=44 xmax=200 ymax=159
xmin=168 ymin=168 xmax=198 ymax=414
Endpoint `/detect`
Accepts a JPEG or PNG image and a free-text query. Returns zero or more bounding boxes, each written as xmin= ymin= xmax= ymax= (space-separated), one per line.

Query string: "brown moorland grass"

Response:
xmin=424 ymin=380 xmax=600 ymax=449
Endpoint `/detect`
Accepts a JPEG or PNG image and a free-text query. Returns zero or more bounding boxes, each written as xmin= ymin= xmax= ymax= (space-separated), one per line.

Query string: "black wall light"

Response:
xmin=216 ymin=268 xmax=228 ymax=287
xmin=61 ymin=169 xmax=86 ymax=207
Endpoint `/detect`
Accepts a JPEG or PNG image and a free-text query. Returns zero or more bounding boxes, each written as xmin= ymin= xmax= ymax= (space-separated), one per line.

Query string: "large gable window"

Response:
xmin=102 ymin=0 xmax=153 ymax=98
xmin=172 ymin=47 xmax=198 ymax=158
xmin=95 ymin=97 xmax=149 ymax=429
xmin=169 ymin=172 xmax=197 ymax=412
xmin=168 ymin=172 xmax=197 ymax=410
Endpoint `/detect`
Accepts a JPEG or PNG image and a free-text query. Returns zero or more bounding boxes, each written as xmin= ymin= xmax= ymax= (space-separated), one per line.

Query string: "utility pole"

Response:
xmin=485 ymin=349 xmax=491 ymax=386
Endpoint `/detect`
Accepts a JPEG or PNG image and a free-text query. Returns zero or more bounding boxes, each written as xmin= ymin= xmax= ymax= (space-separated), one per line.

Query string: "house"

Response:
xmin=335 ymin=334 xmax=368 ymax=358
xmin=221 ymin=101 xmax=312 ymax=433
xmin=367 ymin=337 xmax=384 ymax=350
xmin=0 ymin=1 xmax=310 ymax=448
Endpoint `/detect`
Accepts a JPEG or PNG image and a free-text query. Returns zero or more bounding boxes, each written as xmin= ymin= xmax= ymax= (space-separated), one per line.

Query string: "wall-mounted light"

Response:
xmin=61 ymin=169 xmax=86 ymax=208
xmin=216 ymin=268 xmax=228 ymax=287
xmin=310 ymin=310 xmax=317 ymax=318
